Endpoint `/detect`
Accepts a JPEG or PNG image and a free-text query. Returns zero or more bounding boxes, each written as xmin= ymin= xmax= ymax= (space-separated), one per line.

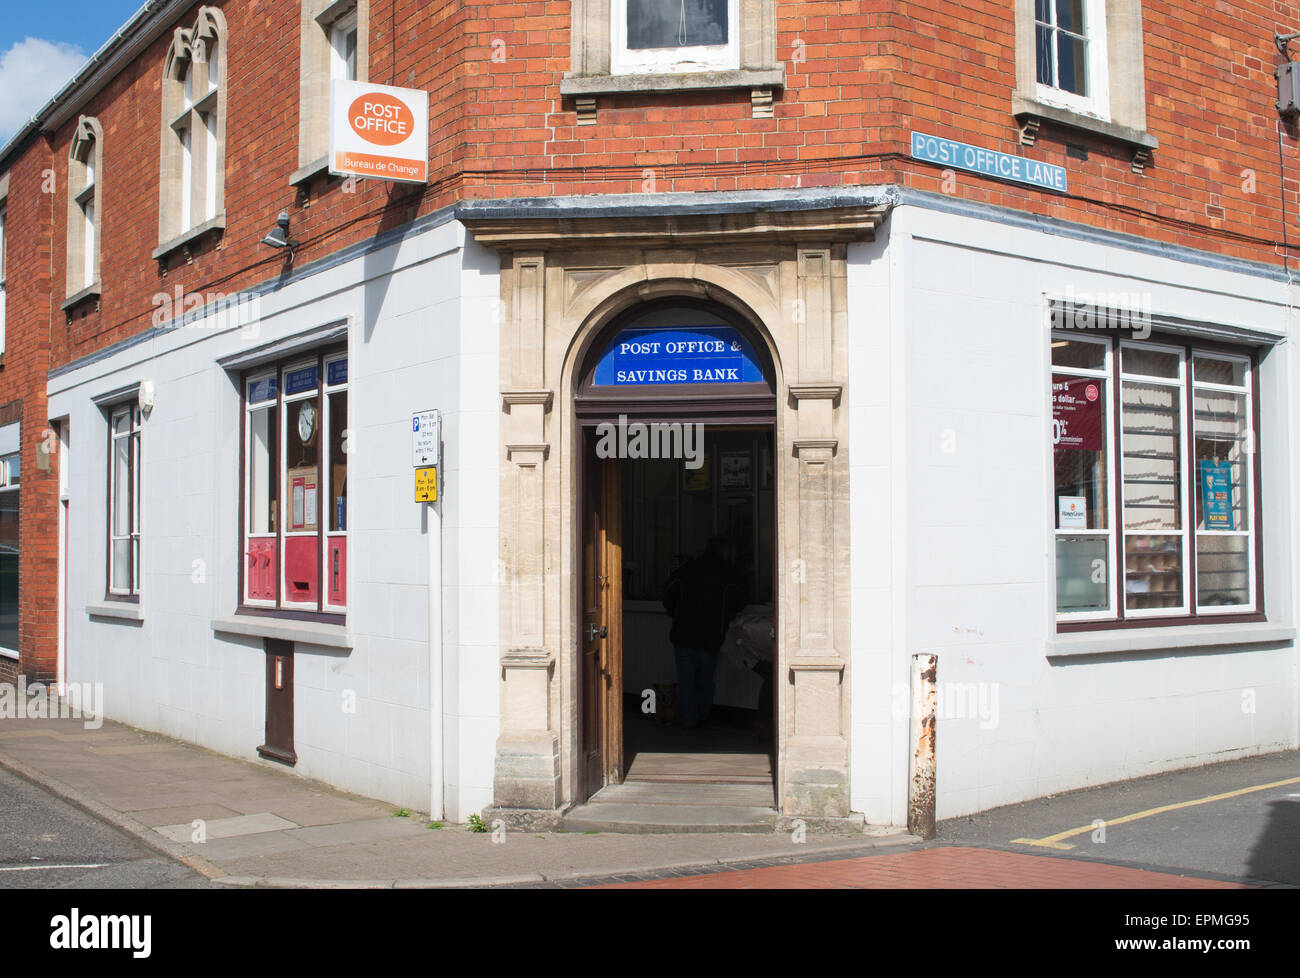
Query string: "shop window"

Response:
xmin=0 ymin=449 xmax=18 ymax=654
xmin=242 ymin=350 xmax=348 ymax=614
xmin=158 ymin=7 xmax=226 ymax=251
xmin=1053 ymin=334 xmax=1260 ymax=627
xmin=107 ymin=404 xmax=142 ymax=599
xmin=297 ymin=1 xmax=370 ymax=174
xmin=66 ymin=116 xmax=103 ymax=301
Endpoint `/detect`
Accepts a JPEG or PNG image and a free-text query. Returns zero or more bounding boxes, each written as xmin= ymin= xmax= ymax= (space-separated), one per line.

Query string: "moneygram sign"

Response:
xmin=330 ymin=80 xmax=428 ymax=184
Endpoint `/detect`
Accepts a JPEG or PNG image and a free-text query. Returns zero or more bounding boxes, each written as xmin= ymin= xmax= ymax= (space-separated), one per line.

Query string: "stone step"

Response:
xmin=592 ymin=781 xmax=775 ymax=807
xmin=560 ymin=801 xmax=778 ymax=834
xmin=560 ymin=780 xmax=778 ymax=833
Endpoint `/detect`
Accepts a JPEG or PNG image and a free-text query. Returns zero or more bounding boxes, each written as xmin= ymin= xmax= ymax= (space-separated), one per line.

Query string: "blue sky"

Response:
xmin=0 ymin=1 xmax=145 ymax=145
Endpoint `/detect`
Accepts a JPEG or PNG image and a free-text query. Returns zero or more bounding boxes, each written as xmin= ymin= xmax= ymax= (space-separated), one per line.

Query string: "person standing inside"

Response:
xmin=662 ymin=536 xmax=747 ymax=729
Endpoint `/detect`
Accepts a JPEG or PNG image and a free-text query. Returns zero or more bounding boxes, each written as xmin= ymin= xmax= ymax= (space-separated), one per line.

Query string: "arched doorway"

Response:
xmin=574 ymin=298 xmax=779 ymax=804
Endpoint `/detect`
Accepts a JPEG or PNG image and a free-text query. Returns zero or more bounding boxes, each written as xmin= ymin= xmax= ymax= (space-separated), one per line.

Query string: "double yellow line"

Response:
xmin=1013 ymin=775 xmax=1300 ymax=850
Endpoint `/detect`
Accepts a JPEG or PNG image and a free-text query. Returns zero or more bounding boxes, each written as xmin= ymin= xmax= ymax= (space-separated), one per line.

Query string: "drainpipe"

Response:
xmin=428 ymin=466 xmax=444 ymax=822
xmin=908 ymin=653 xmax=937 ymax=839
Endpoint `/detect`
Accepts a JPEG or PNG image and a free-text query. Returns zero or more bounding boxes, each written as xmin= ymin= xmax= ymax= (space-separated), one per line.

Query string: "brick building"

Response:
xmin=0 ymin=0 xmax=1296 ymax=826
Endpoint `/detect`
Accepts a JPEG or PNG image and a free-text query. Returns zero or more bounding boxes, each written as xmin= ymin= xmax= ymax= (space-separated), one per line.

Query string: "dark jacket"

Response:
xmin=662 ymin=553 xmax=747 ymax=652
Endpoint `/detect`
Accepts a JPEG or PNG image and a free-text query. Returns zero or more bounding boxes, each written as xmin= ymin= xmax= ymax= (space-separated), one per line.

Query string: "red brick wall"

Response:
xmin=20 ymin=1 xmax=1295 ymax=373
xmin=25 ymin=0 xmax=1294 ymax=372
xmin=0 ymin=136 xmax=58 ymax=682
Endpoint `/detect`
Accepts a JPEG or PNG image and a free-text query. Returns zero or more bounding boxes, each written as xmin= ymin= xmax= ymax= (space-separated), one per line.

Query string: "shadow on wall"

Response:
xmin=1244 ymin=797 xmax=1300 ymax=884
xmin=362 ymin=185 xmax=426 ymax=345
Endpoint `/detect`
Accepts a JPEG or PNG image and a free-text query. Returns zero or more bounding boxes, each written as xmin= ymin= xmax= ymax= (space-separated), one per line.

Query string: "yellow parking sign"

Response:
xmin=415 ymin=466 xmax=437 ymax=502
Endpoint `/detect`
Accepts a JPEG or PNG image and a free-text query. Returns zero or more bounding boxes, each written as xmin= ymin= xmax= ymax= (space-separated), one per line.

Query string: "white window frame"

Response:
xmin=1034 ymin=0 xmax=1110 ymax=120
xmin=0 ymin=203 xmax=7 ymax=357
xmin=1054 ymin=332 xmax=1262 ymax=627
xmin=1118 ymin=340 xmax=1190 ymax=619
xmin=1052 ymin=333 xmax=1118 ymax=623
xmin=0 ymin=450 xmax=18 ymax=656
xmin=108 ymin=404 xmax=142 ymax=598
xmin=611 ymin=0 xmax=740 ymax=75
xmin=1191 ymin=353 xmax=1256 ymax=615
xmin=330 ymin=9 xmax=359 ymax=81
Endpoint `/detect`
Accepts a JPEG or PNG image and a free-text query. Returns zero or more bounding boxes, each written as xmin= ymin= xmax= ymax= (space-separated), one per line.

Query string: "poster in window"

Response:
xmin=1058 ymin=495 xmax=1087 ymax=529
xmin=720 ymin=451 xmax=750 ymax=490
xmin=1051 ymin=375 xmax=1103 ymax=451
xmin=1200 ymin=460 xmax=1234 ymax=530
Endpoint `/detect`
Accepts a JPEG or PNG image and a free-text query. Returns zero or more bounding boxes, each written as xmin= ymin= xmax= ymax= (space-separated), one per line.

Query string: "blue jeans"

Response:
xmin=674 ymin=645 xmax=717 ymax=728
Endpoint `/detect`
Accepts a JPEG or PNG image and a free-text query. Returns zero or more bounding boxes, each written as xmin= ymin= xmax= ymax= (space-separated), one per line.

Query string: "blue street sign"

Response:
xmin=911 ymin=131 xmax=1068 ymax=194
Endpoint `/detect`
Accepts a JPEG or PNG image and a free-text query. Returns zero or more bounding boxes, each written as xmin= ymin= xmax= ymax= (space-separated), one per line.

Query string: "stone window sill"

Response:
xmin=1046 ymin=622 xmax=1294 ymax=658
xmin=1011 ymin=93 xmax=1157 ymax=159
xmin=211 ymin=614 xmax=352 ymax=650
xmin=290 ymin=155 xmax=330 ymax=188
xmin=560 ymin=67 xmax=785 ymax=96
xmin=152 ymin=213 xmax=227 ymax=262
xmin=61 ymin=282 xmax=101 ymax=312
xmin=87 ymin=600 xmax=144 ymax=622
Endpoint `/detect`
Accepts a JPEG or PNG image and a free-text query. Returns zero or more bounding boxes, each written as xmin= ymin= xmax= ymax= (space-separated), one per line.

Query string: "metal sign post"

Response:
xmin=413 ymin=410 xmax=444 ymax=822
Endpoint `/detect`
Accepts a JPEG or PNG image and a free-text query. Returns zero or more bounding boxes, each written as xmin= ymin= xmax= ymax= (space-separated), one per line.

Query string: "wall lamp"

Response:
xmin=260 ymin=211 xmax=299 ymax=259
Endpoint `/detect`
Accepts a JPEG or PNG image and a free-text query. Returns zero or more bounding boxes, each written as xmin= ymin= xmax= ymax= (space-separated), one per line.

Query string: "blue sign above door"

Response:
xmin=592 ymin=326 xmax=765 ymax=386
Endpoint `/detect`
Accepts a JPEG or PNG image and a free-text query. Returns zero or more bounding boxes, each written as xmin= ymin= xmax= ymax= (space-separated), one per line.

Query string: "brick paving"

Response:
xmin=593 ymin=846 xmax=1250 ymax=889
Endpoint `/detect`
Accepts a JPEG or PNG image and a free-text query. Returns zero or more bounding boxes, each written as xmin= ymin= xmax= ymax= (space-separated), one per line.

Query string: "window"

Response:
xmin=297 ymin=1 xmax=370 ymax=174
xmin=108 ymin=404 xmax=142 ymax=598
xmin=0 ymin=198 xmax=7 ymax=358
xmin=158 ymin=7 xmax=226 ymax=248
xmin=1053 ymin=333 xmax=1260 ymax=627
xmin=0 ymin=449 xmax=18 ymax=654
xmin=331 ymin=10 xmax=359 ymax=81
xmin=1034 ymin=0 xmax=1108 ymax=116
xmin=242 ymin=351 xmax=348 ymax=614
xmin=562 ymin=0 xmax=782 ymax=104
xmin=1013 ymin=0 xmax=1154 ymax=162
xmin=66 ymin=117 xmax=104 ymax=300
xmin=612 ymin=0 xmax=738 ymax=74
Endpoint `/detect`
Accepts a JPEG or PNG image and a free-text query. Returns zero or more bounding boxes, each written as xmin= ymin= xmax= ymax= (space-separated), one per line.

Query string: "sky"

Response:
xmin=0 ymin=1 xmax=145 ymax=145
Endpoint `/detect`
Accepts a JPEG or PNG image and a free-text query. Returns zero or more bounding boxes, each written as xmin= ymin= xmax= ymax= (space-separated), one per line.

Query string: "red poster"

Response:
xmin=1052 ymin=375 xmax=1104 ymax=451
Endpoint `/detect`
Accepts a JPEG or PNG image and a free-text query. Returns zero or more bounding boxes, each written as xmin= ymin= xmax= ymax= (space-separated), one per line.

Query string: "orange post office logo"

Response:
xmin=348 ymin=92 xmax=415 ymax=146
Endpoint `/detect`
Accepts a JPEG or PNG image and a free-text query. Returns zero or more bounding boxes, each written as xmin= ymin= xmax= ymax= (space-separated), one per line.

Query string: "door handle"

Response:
xmin=587 ymin=623 xmax=607 ymax=641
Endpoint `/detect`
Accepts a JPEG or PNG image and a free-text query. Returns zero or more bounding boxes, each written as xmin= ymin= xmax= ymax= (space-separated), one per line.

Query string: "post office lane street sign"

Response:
xmin=330 ymin=79 xmax=429 ymax=184
xmin=412 ymin=410 xmax=440 ymax=468
xmin=911 ymin=131 xmax=1067 ymax=194
xmin=415 ymin=466 xmax=438 ymax=503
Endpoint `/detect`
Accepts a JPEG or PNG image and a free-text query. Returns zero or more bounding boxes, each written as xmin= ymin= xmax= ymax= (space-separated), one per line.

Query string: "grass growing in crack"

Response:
xmin=466 ymin=813 xmax=488 ymax=833
xmin=427 ymin=821 xmax=443 ymax=830
xmin=393 ymin=808 xmax=412 ymax=818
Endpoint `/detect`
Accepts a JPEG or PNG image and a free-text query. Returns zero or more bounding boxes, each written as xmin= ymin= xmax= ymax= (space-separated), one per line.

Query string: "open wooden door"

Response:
xmin=580 ymin=445 xmax=623 ymax=800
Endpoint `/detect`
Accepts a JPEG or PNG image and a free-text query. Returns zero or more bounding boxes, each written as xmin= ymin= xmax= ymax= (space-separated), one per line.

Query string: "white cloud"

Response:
xmin=0 ymin=38 xmax=88 ymax=146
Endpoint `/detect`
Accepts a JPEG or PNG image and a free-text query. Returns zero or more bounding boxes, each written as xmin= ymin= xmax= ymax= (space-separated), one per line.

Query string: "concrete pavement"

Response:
xmin=0 ymin=716 xmax=915 ymax=887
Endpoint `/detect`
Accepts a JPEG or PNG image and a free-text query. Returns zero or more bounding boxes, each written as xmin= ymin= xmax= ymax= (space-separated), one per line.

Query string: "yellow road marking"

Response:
xmin=1012 ymin=774 xmax=1300 ymax=851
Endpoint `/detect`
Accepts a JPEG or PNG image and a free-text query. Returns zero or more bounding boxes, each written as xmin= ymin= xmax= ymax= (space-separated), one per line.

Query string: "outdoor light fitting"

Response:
xmin=260 ymin=211 xmax=299 ymax=256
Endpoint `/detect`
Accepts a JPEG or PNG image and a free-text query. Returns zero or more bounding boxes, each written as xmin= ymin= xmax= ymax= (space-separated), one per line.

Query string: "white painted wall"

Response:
xmin=849 ymin=201 xmax=1300 ymax=825
xmin=46 ymin=217 xmax=500 ymax=818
